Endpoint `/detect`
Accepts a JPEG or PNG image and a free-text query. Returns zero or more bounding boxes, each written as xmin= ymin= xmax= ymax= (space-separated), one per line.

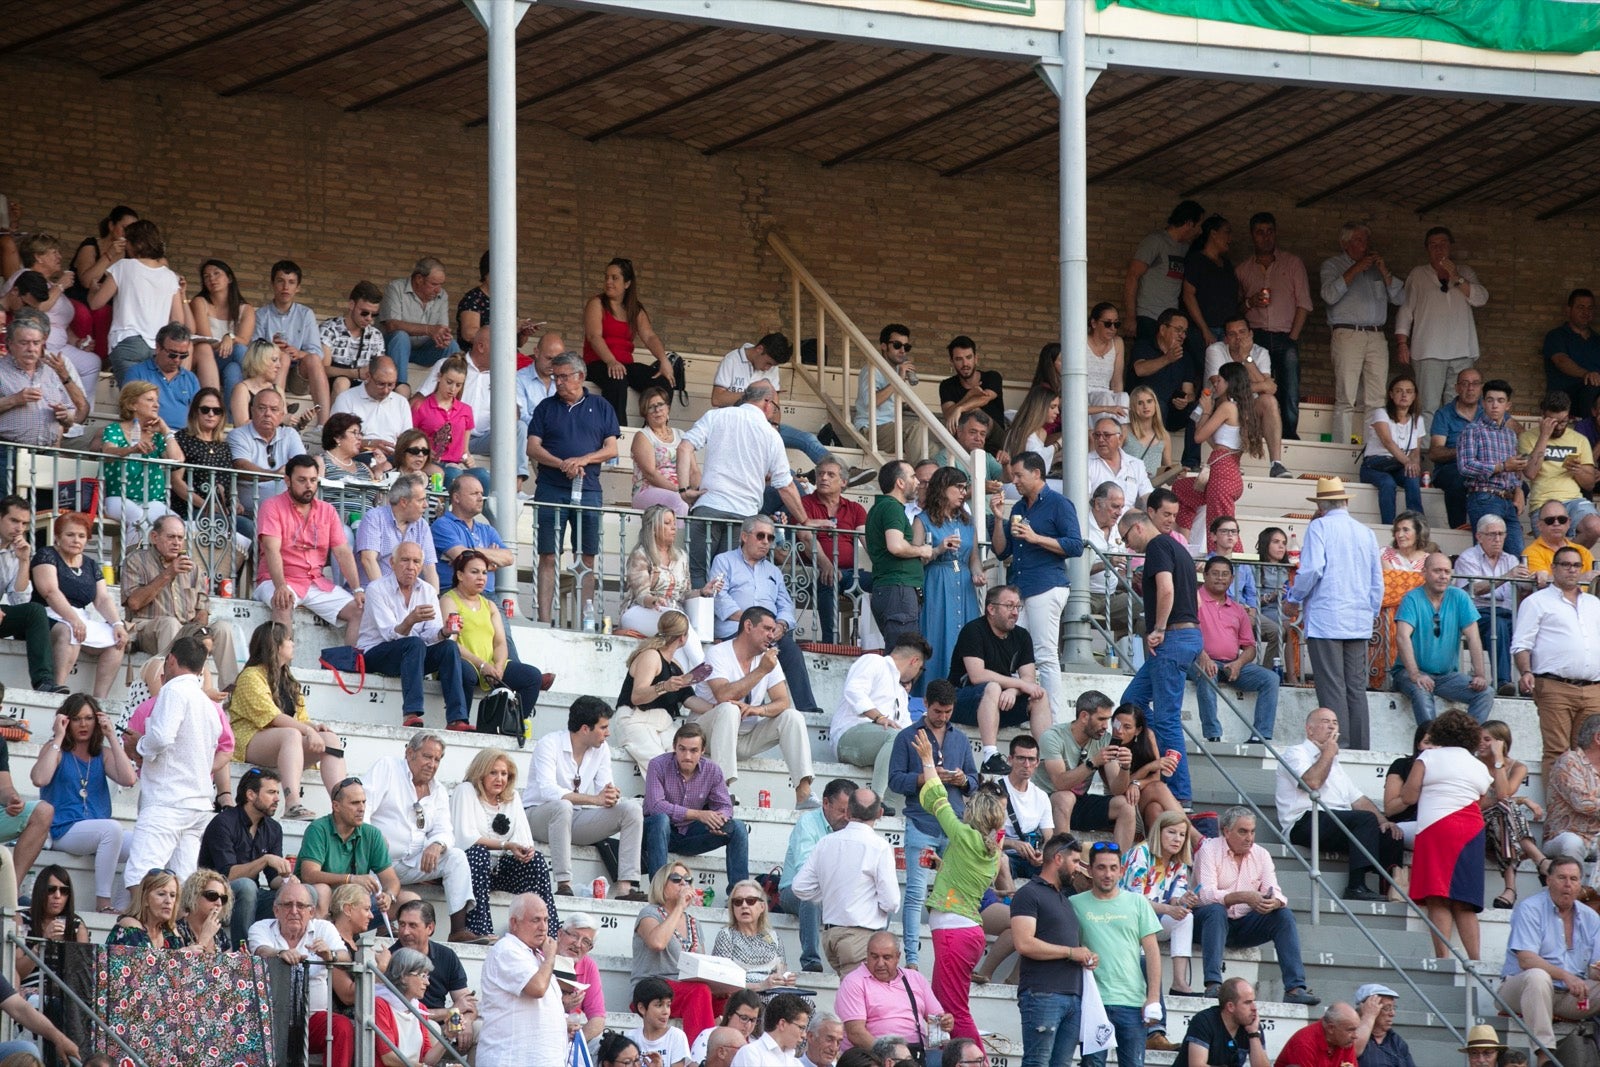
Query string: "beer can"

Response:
xmin=894 ymin=846 xmax=906 ymax=870
xmin=501 ymin=596 xmax=516 ymax=618
xmin=758 ymin=789 xmax=771 ymax=809
xmin=1421 ymin=472 xmax=1431 ymax=488
xmin=446 ymin=613 xmax=462 ymax=636
xmin=101 ymin=562 xmax=115 ymax=584
xmin=592 ymin=877 xmax=608 ymax=900
xmin=919 ymin=847 xmax=938 ymax=869
xmin=216 ymin=576 xmax=234 ymax=598
xmin=430 ymin=472 xmax=445 ymax=494
xmin=701 ymin=888 xmax=714 ymax=907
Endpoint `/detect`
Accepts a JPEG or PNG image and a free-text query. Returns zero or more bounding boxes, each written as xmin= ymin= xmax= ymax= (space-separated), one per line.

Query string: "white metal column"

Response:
xmin=1059 ymin=2 xmax=1093 ymax=665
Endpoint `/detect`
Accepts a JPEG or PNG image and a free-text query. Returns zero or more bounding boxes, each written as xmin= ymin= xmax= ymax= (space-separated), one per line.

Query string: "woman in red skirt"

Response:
xmin=1402 ymin=709 xmax=1493 ymax=959
xmin=1174 ymin=362 xmax=1263 ymax=542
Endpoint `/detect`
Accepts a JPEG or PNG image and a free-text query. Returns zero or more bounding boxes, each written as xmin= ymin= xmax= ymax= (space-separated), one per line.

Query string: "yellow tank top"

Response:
xmin=442 ymin=589 xmax=497 ymax=677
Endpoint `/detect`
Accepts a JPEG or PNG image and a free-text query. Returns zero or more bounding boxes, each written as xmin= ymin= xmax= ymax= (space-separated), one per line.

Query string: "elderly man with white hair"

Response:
xmin=1453 ymin=513 xmax=1531 ymax=697
xmin=801 ymin=1010 xmax=845 ymax=1067
xmin=356 ymin=473 xmax=440 ymax=588
xmin=476 ymin=893 xmax=567 ymax=1067
xmin=0 ymin=309 xmax=88 ymax=450
xmin=1086 ymin=417 xmax=1152 ymax=510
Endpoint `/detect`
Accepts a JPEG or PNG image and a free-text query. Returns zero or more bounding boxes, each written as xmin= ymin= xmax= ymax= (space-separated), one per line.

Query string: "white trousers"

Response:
xmin=392 ymin=846 xmax=475 ymax=916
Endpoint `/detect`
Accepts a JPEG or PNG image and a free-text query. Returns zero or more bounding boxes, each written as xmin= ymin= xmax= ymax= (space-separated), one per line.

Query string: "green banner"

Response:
xmin=1095 ymin=0 xmax=1600 ymax=55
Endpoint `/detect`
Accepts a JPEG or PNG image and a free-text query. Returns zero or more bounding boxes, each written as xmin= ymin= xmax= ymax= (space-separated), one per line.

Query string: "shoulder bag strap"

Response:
xmin=899 ymin=973 xmax=926 ymax=1047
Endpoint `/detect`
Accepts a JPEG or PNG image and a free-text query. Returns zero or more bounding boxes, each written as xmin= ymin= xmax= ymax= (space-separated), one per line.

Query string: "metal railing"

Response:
xmin=8 ymin=930 xmax=142 ymax=1067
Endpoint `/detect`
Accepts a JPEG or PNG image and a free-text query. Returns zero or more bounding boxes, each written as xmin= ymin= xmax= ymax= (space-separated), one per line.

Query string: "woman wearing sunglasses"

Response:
xmin=174 ymin=387 xmax=254 ymax=553
xmin=631 ymin=862 xmax=715 ymax=1043
xmin=175 ymin=868 xmax=232 ymax=954
xmin=15 ymin=866 xmax=87 ymax=991
xmin=712 ymin=879 xmax=792 ymax=990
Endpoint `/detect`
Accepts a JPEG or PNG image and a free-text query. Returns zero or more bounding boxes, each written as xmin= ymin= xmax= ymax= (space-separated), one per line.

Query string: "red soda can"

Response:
xmin=894 ymin=846 xmax=906 ymax=870
xmin=501 ymin=596 xmax=516 ymax=618
xmin=215 ymin=576 xmax=233 ymax=598
xmin=592 ymin=877 xmax=608 ymax=900
xmin=919 ymin=847 xmax=938 ymax=869
xmin=446 ymin=613 xmax=463 ymax=636
xmin=758 ymin=789 xmax=771 ymax=809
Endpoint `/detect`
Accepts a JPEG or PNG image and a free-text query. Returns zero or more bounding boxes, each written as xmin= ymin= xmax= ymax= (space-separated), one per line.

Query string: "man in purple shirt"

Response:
xmin=642 ymin=722 xmax=749 ymax=891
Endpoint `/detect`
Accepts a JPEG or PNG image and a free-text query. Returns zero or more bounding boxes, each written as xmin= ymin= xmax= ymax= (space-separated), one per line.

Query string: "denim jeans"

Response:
xmin=1432 ymin=459 xmax=1466 ymax=529
xmin=901 ymin=820 xmax=947 ymax=967
xmin=217 ymin=341 xmax=248 ymax=399
xmin=384 ymin=332 xmax=461 ymax=386
xmin=361 ymin=636 xmax=468 ymax=722
xmin=1466 ymin=492 xmax=1524 ymax=555
xmin=778 ymin=884 xmax=821 ymax=970
xmin=1121 ymin=628 xmax=1202 ymax=801
xmin=1390 ymin=666 xmax=1496 ymax=725
xmin=1359 ymin=456 xmax=1421 ymax=525
xmin=777 ymin=422 xmax=830 ymax=464
xmin=1194 ymin=903 xmax=1307 ymax=991
xmin=228 ymin=876 xmax=278 ymax=950
xmin=1254 ymin=330 xmax=1299 ymax=438
xmin=1082 ymin=1003 xmax=1146 ymax=1067
xmin=471 ymin=426 xmax=529 ymax=479
xmin=1478 ymin=605 xmax=1513 ymax=687
xmin=1188 ymin=661 xmax=1279 ymax=740
xmin=1018 ymin=989 xmax=1082 ymax=1067
xmin=817 ymin=568 xmax=870 ymax=644
xmin=642 ymin=813 xmax=749 ymax=891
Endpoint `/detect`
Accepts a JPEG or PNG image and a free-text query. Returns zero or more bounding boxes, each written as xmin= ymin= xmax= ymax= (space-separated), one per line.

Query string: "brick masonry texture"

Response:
xmin=3 ymin=57 xmax=1590 ymax=407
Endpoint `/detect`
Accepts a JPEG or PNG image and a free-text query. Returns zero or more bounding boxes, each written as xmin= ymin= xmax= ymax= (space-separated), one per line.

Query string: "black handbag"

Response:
xmin=475 ymin=686 xmax=525 ymax=747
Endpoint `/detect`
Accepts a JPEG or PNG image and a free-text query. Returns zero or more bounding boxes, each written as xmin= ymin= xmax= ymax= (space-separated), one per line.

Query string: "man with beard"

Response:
xmin=254 ymin=454 xmax=364 ymax=644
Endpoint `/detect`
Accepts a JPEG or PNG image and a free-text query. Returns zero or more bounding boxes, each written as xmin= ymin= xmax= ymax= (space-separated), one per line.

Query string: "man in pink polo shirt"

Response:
xmin=1188 ymin=555 xmax=1279 ymax=744
xmin=254 ymin=454 xmax=366 ymax=644
xmin=834 ymin=932 xmax=951 ymax=1058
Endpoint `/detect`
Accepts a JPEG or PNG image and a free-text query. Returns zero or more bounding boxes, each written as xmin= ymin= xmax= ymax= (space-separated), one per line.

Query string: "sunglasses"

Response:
xmin=1544 ymin=515 xmax=1570 ymax=525
xmin=332 ymin=776 xmax=362 ymax=799
xmin=1089 ymin=841 xmax=1122 ymax=854
xmin=666 ymin=874 xmax=691 ymax=885
xmin=198 ymin=405 xmax=223 ymax=415
xmin=412 ymin=801 xmax=426 ymax=829
xmin=887 ymin=340 xmax=913 ymax=352
xmin=355 ymin=309 xmax=376 ymax=318
xmin=404 ymin=447 xmax=430 ymax=457
xmin=751 ymin=531 xmax=775 ymax=542
xmin=1432 ymin=610 xmax=1442 ymax=638
xmin=731 ymin=897 xmax=763 ymax=906
xmin=1098 ymin=319 xmax=1120 ymax=328
xmin=45 ymin=885 xmax=68 ymax=897
xmin=201 ymin=889 xmax=230 ymax=904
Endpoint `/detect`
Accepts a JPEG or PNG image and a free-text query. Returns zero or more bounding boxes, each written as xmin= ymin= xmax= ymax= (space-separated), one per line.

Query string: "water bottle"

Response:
xmin=126 ymin=417 xmax=142 ymax=448
xmin=1287 ymin=528 xmax=1301 ymax=565
xmin=582 ymin=598 xmax=598 ymax=633
xmin=570 ymin=473 xmax=583 ymax=504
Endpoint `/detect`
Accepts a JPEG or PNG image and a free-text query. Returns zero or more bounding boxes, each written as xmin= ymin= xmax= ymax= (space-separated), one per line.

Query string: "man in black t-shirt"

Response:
xmin=939 ymin=335 xmax=1007 ymax=450
xmin=948 ymin=585 xmax=1053 ymax=772
xmin=393 ymin=900 xmax=478 ymax=1050
xmin=1119 ymin=508 xmax=1203 ymax=804
xmin=1180 ymin=977 xmax=1270 ymax=1067
xmin=1010 ymin=832 xmax=1090 ymax=1067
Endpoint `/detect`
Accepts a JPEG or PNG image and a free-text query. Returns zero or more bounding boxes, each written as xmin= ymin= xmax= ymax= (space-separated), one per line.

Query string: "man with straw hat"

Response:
xmin=1457 ymin=1024 xmax=1505 ymax=1067
xmin=1284 ymin=477 xmax=1384 ymax=750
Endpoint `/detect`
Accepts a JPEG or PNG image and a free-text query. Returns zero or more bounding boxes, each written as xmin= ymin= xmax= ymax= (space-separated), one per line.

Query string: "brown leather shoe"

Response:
xmin=1146 ymin=1035 xmax=1181 ymax=1052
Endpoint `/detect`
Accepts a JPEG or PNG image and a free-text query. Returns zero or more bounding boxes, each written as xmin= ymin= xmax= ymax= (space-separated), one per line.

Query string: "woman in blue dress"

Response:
xmin=915 ymin=466 xmax=986 ymax=694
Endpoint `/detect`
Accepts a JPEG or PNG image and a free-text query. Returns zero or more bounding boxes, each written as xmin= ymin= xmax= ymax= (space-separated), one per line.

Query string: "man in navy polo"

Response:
xmin=527 ymin=352 xmax=619 ymax=624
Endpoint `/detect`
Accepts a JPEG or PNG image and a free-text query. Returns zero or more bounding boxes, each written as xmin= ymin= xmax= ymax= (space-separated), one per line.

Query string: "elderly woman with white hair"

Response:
xmin=375 ymin=946 xmax=435 ymax=1067
xmin=1452 ymin=511 xmax=1531 ymax=695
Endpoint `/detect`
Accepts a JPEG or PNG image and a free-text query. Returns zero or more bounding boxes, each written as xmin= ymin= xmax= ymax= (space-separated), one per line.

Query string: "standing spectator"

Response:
xmin=1359 ymin=372 xmax=1429 ymax=525
xmin=380 ymin=256 xmax=459 ymax=386
xmin=32 ymin=511 xmax=127 ymax=703
xmin=432 ymin=474 xmax=515 ymax=594
xmin=866 ymin=460 xmax=934 ymax=652
xmin=1284 ymin=477 xmax=1385 ymax=750
xmin=1511 ymin=543 xmax=1600 ymax=779
xmin=357 ymin=542 xmax=469 ymax=729
xmin=0 ymin=495 xmax=63 ymax=693
xmin=1118 ymin=508 xmax=1202 ymax=804
xmin=1394 ymin=226 xmax=1489 ymax=418
xmin=801 ymin=456 xmax=871 ymax=644
xmin=1174 ymin=364 xmax=1261 ymax=537
xmin=1400 ymin=709 xmax=1492 ymax=959
xmin=1127 ymin=310 xmax=1201 ymax=469
xmin=1010 ymin=831 xmax=1088 ymax=1067
xmin=1546 ymin=288 xmax=1600 ymax=415
xmin=642 ymin=722 xmax=749 ymax=890
xmin=999 ymin=735 xmax=1054 ymax=879
xmin=677 ymin=380 xmax=805 ymax=589
xmin=528 ymin=352 xmax=619 ymax=623
xmin=632 ymin=861 xmax=717 ymax=1043
xmin=1393 ymin=553 xmax=1493 ymax=724
xmin=1072 ymin=841 xmax=1170 ymax=1062
xmin=89 ymin=219 xmax=188 ymax=384
xmin=123 ymin=636 xmax=218 ymax=888
xmin=990 ymin=451 xmax=1082 ymax=723
xmin=229 ymin=387 xmax=308 ymax=517
xmin=582 ymin=257 xmax=676 ymax=426
xmin=1182 ymin=215 xmax=1238 ymax=347
xmin=92 ymin=380 xmax=184 ymax=537
xmin=319 ymin=281 xmax=386 ymax=397
xmin=612 ymin=609 xmax=713 ymax=775
xmin=834 ymin=932 xmax=950 ymax=1057
xmin=1496 ymin=855 xmax=1600 ymax=1057
xmin=365 ymin=733 xmax=480 ymax=943
xmin=122 ymin=515 xmax=241 ymax=691
xmin=1192 ymin=807 xmax=1320 ymax=1004
xmin=476 ymin=894 xmax=567 ymax=1067
xmin=707 ymin=515 xmax=821 ymax=715
xmin=355 ymin=474 xmax=440 ymax=588
xmin=329 ymin=357 xmax=411 ymax=460
xmin=30 ymin=694 xmax=135 ymax=912
xmin=198 ymin=767 xmax=289 ymax=949
xmin=1122 ymin=200 xmax=1205 ymax=344
xmin=1322 ymin=221 xmax=1405 ymax=447
xmin=1179 ymin=978 xmax=1271 ymax=1067
xmin=779 ymin=778 xmax=856 ymax=974
xmin=1424 ymin=367 xmax=1483 ymax=532
xmin=253 ymin=455 xmax=363 ymax=642
xmin=837 ymin=324 xmax=919 ymax=452
xmin=1192 ymin=556 xmax=1280 ymax=744
xmin=915 ymin=465 xmax=983 ymax=689
xmin=633 ymin=385 xmax=697 ymax=515
xmin=888 ymin=679 xmax=977 ymax=968
xmin=1122 ymin=811 xmax=1199 ymax=996
xmin=252 ymin=259 xmax=332 ymax=418
xmin=1519 ymin=390 xmax=1600 ymax=548
xmin=229 ymin=620 xmax=346 ymax=820
xmin=451 ymin=747 xmax=559 ymax=941
xmin=293 ymin=778 xmax=401 ymax=917
xmin=1235 ymin=212 xmax=1311 ymax=439
xmin=1277 ymin=708 xmax=1405 ymax=902
xmin=832 ymin=635 xmax=927 ymax=799
xmin=939 ymin=335 xmax=1008 ymax=447
xmin=1456 ymin=379 xmax=1527 ymax=558
xmin=0 ymin=309 xmax=88 ymax=447
xmin=524 ymin=696 xmax=647 ymax=901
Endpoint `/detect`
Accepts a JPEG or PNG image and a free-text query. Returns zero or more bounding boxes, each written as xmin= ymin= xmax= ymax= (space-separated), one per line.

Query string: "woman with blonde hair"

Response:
xmin=1120 ymin=809 xmax=1200 ymax=994
xmin=229 ymin=338 xmax=286 ymax=426
xmin=106 ymin=869 xmax=182 ymax=948
xmin=451 ymin=746 xmax=560 ymax=939
xmin=619 ymin=505 xmax=714 ymax=661
xmin=911 ymin=729 xmax=1003 ymax=1051
xmin=712 ymin=878 xmax=792 ymax=989
xmin=1125 ymin=384 xmax=1173 ymax=479
xmin=631 ymin=860 xmax=714 ymax=1042
xmin=442 ymin=551 xmax=551 ymax=730
xmin=92 ymin=379 xmax=183 ymax=537
xmin=175 ymin=868 xmax=232 ymax=954
xmin=612 ymin=609 xmax=713 ymax=776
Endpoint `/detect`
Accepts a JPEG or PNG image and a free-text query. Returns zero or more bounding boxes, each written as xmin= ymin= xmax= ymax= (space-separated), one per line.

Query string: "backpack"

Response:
xmin=476 ymin=686 xmax=525 ymax=746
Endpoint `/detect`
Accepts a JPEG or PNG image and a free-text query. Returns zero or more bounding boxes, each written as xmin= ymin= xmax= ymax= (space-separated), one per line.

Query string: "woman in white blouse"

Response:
xmin=1359 ymin=371 xmax=1428 ymax=525
xmin=450 ymin=747 xmax=560 ymax=940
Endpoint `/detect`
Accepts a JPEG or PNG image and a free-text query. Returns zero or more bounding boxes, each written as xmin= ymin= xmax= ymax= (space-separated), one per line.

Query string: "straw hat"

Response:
xmin=1307 ymin=476 xmax=1351 ymax=502
xmin=1457 ymin=1024 xmax=1507 ymax=1052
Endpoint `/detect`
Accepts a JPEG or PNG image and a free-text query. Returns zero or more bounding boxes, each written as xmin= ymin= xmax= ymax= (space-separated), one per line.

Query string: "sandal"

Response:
xmin=284 ymin=803 xmax=316 ymax=821
xmin=1538 ymin=858 xmax=1553 ymax=886
xmin=1493 ymin=889 xmax=1518 ymax=909
xmin=971 ymin=974 xmax=990 ymax=986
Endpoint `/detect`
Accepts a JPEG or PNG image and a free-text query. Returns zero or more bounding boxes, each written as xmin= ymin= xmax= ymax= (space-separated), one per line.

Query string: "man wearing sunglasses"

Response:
xmin=320 ymin=280 xmax=386 ymax=398
xmin=832 ymin=323 xmax=918 ymax=453
xmin=1512 ymin=545 xmax=1600 ymax=780
xmin=123 ymin=322 xmax=200 ymax=429
xmin=1393 ymin=553 xmax=1493 ymax=727
xmin=1524 ymin=500 xmax=1598 ymax=585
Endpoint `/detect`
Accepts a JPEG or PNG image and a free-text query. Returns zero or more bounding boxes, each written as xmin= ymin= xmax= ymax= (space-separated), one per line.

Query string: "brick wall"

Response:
xmin=5 ymin=57 xmax=1590 ymax=408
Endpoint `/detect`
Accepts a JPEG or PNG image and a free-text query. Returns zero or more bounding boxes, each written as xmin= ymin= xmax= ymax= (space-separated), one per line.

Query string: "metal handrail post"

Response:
xmin=1308 ymin=792 xmax=1321 ymax=925
xmin=8 ymin=933 xmax=147 ymax=1067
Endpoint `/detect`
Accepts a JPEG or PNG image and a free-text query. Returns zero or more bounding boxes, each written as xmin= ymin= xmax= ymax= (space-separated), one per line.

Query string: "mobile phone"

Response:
xmin=686 ymin=662 xmax=715 ymax=684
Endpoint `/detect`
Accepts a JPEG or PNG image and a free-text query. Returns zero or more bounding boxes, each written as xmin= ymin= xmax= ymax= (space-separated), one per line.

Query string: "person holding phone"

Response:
xmin=612 ymin=610 xmax=715 ymax=779
xmin=30 ymin=695 xmax=136 ymax=912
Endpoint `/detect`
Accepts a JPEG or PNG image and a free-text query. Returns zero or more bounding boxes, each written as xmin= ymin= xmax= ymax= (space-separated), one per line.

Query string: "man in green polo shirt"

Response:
xmin=865 ymin=460 xmax=934 ymax=651
xmin=296 ymin=777 xmax=403 ymax=917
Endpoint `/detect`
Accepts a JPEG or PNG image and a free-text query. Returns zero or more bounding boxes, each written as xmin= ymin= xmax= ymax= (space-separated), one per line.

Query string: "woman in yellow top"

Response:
xmin=228 ymin=621 xmax=346 ymax=820
xmin=441 ymin=550 xmax=552 ymax=728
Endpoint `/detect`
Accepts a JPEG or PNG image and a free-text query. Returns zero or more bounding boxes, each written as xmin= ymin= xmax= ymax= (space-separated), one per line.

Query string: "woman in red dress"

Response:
xmin=1174 ymin=362 xmax=1261 ymax=543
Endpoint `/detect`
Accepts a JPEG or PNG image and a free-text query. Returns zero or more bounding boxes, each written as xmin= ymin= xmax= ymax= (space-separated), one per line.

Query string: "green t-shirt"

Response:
xmin=866 ymin=494 xmax=922 ymax=589
xmin=296 ymin=817 xmax=393 ymax=878
xmin=1033 ymin=722 xmax=1110 ymax=796
xmin=1070 ymin=889 xmax=1160 ymax=1008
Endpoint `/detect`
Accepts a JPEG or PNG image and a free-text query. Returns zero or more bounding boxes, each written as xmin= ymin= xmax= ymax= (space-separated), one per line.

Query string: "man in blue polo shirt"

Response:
xmin=124 ymin=323 xmax=200 ymax=428
xmin=990 ymin=450 xmax=1082 ymax=748
xmin=527 ymin=352 xmax=619 ymax=624
xmin=1424 ymin=367 xmax=1482 ymax=532
xmin=431 ymin=474 xmax=515 ymax=594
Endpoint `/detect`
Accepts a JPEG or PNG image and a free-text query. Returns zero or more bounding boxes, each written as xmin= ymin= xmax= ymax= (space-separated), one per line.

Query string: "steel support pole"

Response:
xmin=1059 ymin=5 xmax=1092 ymax=666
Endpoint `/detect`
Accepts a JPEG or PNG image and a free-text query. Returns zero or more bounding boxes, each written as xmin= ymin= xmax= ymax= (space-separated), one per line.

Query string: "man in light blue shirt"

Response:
xmin=1393 ymin=552 xmax=1492 ymax=725
xmin=707 ymin=515 xmax=818 ymax=714
xmin=252 ymin=259 xmax=333 ymax=417
xmin=123 ymin=323 xmax=200 ymax=427
xmin=1498 ymin=856 xmax=1600 ymax=1054
xmin=514 ymin=332 xmax=564 ymax=483
xmin=779 ymin=778 xmax=856 ymax=974
xmin=1284 ymin=478 xmax=1383 ymax=749
xmin=354 ymin=473 xmax=439 ymax=589
xmin=840 ymin=323 xmax=917 ymax=452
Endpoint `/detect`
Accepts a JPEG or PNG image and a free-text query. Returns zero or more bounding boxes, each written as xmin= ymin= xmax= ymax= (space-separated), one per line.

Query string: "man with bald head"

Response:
xmin=248 ymin=879 xmax=344 ymax=1021
xmin=1274 ymin=1002 xmax=1360 ymax=1067
xmin=514 ymin=331 xmax=568 ymax=487
xmin=705 ymin=1026 xmax=749 ymax=1067
xmin=1393 ymin=552 xmax=1493 ymax=725
xmin=329 ymin=355 xmax=412 ymax=453
xmin=356 ymin=541 xmax=468 ymax=729
xmin=476 ymin=893 xmax=566 ymax=1067
xmin=794 ymin=787 xmax=899 ymax=975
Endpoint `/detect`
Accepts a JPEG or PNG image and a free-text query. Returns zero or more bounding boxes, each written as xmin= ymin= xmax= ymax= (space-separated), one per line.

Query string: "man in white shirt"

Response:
xmin=1086 ymin=417 xmax=1152 ymax=510
xmin=793 ymin=787 xmax=899 ymax=975
xmin=799 ymin=1011 xmax=844 ymax=1067
xmin=678 ymin=380 xmax=807 ymax=589
xmin=694 ymin=606 xmax=818 ymax=808
xmin=524 ymin=696 xmax=646 ymax=901
xmin=713 ymin=334 xmax=835 ymax=469
xmin=365 ymin=732 xmax=481 ymax=943
xmin=1276 ymin=707 xmax=1404 ymax=903
xmin=1086 ymin=481 xmax=1140 ymax=641
xmin=781 ymin=778 xmax=857 ymax=974
xmin=1512 ymin=542 xmax=1600 ymax=780
xmin=124 ymin=636 xmax=221 ymax=890
xmin=476 ymin=893 xmax=567 ymax=1067
xmin=328 ymin=356 xmax=411 ymax=460
xmin=831 ymin=634 xmax=928 ymax=800
xmin=248 ymin=879 xmax=343 ymax=1015
xmin=732 ymin=994 xmax=811 ymax=1067
xmin=1204 ymin=315 xmax=1289 ymax=477
xmin=1000 ymin=734 xmax=1053 ymax=880
xmin=357 ymin=542 xmax=469 ymax=729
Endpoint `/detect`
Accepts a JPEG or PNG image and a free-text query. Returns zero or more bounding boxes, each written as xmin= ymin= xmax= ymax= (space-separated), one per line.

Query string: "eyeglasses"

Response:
xmin=733 ymin=1012 xmax=761 ymax=1025
xmin=562 ymin=933 xmax=595 ymax=951
xmin=159 ymin=348 xmax=190 ymax=359
xmin=887 ymin=340 xmax=912 ymax=352
xmin=198 ymin=405 xmax=223 ymax=415
xmin=611 ymin=1057 xmax=642 ymax=1067
xmin=1091 ymin=431 xmax=1119 ymax=439
xmin=404 ymin=447 xmax=430 ymax=457
xmin=201 ymin=889 xmax=230 ymax=904
xmin=551 ymin=372 xmax=578 ymax=382
xmin=1010 ymin=753 xmax=1039 ymax=764
xmin=731 ymin=897 xmax=763 ymax=906
xmin=1554 ymin=560 xmax=1586 ymax=568
xmin=279 ymin=900 xmax=313 ymax=910
xmin=1544 ymin=515 xmax=1570 ymax=525
xmin=994 ymin=601 xmax=1023 ymax=611
xmin=355 ymin=309 xmax=376 ymax=318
